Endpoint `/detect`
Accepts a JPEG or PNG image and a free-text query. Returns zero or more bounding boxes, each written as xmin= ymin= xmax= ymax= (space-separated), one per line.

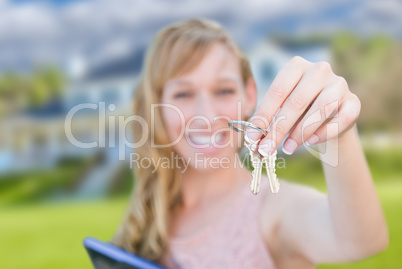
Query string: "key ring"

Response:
xmin=228 ymin=120 xmax=267 ymax=137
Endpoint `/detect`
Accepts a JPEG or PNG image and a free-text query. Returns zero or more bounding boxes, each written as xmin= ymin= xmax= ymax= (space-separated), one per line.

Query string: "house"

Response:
xmin=247 ymin=37 xmax=331 ymax=104
xmin=0 ymin=50 xmax=143 ymax=174
xmin=0 ymin=38 xmax=330 ymax=175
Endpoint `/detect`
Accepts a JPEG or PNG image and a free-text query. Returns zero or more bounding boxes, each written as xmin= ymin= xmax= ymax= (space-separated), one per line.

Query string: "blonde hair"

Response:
xmin=111 ymin=18 xmax=253 ymax=263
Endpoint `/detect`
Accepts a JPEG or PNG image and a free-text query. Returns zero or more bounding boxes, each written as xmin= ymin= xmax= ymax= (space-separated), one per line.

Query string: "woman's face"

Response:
xmin=161 ymin=42 xmax=256 ymax=171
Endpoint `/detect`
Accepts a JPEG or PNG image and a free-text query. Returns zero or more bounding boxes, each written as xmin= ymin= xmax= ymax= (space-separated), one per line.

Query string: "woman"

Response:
xmin=111 ymin=18 xmax=388 ymax=268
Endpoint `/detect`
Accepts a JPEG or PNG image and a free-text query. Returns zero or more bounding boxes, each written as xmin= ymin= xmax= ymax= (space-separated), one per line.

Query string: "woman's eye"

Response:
xmin=217 ymin=88 xmax=235 ymax=95
xmin=173 ymin=92 xmax=192 ymax=99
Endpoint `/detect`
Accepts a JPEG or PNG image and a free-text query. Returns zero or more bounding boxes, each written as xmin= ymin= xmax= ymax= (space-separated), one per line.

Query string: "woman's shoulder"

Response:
xmin=258 ymin=178 xmax=326 ymax=268
xmin=279 ymin=178 xmax=326 ymax=204
xmin=259 ymin=177 xmax=327 ymax=229
xmin=262 ymin=177 xmax=325 ymax=202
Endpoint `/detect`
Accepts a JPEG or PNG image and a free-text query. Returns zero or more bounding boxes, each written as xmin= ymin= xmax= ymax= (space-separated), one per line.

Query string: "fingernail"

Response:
xmin=306 ymin=134 xmax=319 ymax=146
xmin=258 ymin=139 xmax=276 ymax=157
xmin=282 ymin=139 xmax=298 ymax=155
xmin=245 ymin=129 xmax=262 ymax=143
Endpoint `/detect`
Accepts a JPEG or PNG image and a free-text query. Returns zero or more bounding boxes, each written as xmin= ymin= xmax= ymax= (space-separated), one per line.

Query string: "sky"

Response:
xmin=0 ymin=0 xmax=401 ymax=74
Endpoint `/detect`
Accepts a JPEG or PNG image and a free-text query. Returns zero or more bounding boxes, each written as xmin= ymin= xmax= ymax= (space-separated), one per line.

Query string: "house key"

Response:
xmin=244 ymin=136 xmax=263 ymax=195
xmin=262 ymin=151 xmax=280 ymax=193
xmin=228 ymin=120 xmax=280 ymax=195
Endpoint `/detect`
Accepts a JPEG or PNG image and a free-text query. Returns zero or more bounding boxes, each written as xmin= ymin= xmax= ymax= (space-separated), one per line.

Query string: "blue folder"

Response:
xmin=83 ymin=237 xmax=166 ymax=269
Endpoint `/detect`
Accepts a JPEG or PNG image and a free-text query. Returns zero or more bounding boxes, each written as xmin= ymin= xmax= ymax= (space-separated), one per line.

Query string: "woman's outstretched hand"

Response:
xmin=251 ymin=57 xmax=388 ymax=265
xmin=245 ymin=56 xmax=361 ymax=156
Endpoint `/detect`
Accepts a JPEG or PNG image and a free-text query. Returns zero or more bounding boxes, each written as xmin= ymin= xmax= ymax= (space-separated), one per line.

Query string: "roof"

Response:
xmin=83 ymin=47 xmax=145 ymax=82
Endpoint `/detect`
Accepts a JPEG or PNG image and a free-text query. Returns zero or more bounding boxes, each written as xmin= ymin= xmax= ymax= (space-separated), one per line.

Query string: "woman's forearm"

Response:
xmin=317 ymin=124 xmax=388 ymax=259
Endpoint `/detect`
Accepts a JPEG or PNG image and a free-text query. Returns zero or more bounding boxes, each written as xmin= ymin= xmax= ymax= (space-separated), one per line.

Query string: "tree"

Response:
xmin=0 ymin=66 xmax=66 ymax=117
xmin=331 ymin=33 xmax=402 ymax=133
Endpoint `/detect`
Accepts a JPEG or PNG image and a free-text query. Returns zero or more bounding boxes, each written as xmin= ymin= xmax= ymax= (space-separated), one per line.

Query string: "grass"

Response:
xmin=318 ymin=181 xmax=402 ymax=269
xmin=0 ymin=156 xmax=95 ymax=206
xmin=0 ymin=146 xmax=401 ymax=268
xmin=0 ymin=199 xmax=127 ymax=269
xmin=276 ymin=147 xmax=402 ymax=268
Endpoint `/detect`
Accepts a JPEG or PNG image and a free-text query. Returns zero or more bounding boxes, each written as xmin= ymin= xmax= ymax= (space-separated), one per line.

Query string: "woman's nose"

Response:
xmin=195 ymin=92 xmax=217 ymax=123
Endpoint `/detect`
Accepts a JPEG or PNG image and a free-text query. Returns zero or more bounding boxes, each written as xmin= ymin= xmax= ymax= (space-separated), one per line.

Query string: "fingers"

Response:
xmin=245 ymin=56 xmax=308 ymax=142
xmin=257 ymin=61 xmax=334 ymax=156
xmin=244 ymin=57 xmax=358 ymax=156
xmin=281 ymin=78 xmax=347 ymax=154
xmin=306 ymin=93 xmax=361 ymax=144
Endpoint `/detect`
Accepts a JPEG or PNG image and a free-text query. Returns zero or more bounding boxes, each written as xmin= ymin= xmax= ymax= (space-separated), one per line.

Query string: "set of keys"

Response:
xmin=228 ymin=120 xmax=280 ymax=195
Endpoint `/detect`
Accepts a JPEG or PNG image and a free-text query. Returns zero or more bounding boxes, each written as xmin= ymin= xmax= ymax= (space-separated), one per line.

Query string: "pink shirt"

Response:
xmin=162 ymin=181 xmax=276 ymax=269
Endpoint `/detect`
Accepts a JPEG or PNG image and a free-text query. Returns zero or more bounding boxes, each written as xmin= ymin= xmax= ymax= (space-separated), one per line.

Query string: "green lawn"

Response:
xmin=319 ymin=180 xmax=402 ymax=269
xmin=0 ymin=199 xmax=127 ymax=269
xmin=0 ymin=156 xmax=95 ymax=206
xmin=0 ymin=147 xmax=401 ymax=268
